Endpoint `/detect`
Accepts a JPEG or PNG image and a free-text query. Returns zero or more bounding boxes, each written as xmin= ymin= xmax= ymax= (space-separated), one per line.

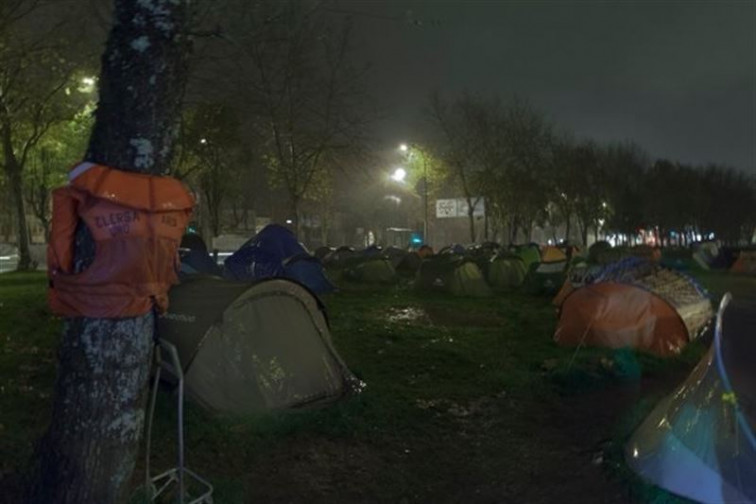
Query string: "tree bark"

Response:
xmin=6 ymin=163 xmax=32 ymax=269
xmin=27 ymin=1 xmax=190 ymax=503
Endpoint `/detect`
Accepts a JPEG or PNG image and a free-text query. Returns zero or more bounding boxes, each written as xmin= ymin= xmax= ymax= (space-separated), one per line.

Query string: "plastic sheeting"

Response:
xmin=626 ymin=295 xmax=756 ymax=503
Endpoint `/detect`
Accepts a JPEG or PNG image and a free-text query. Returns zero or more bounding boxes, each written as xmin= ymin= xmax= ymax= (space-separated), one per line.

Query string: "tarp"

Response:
xmin=224 ymin=224 xmax=307 ymax=280
xmin=158 ymin=276 xmax=358 ymax=414
xmin=224 ymin=225 xmax=333 ymax=294
xmin=626 ymin=295 xmax=756 ymax=503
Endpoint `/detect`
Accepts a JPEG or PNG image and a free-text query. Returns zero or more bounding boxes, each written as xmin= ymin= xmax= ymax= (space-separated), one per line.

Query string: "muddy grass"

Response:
xmin=1 ymin=271 xmax=745 ymax=503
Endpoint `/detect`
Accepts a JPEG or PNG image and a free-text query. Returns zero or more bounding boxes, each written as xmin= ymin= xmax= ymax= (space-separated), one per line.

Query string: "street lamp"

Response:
xmin=391 ymin=167 xmax=406 ymax=183
xmin=398 ymin=142 xmax=429 ymax=246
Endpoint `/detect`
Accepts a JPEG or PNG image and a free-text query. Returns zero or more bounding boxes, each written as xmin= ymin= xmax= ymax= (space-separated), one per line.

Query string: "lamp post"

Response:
xmin=399 ymin=143 xmax=428 ymax=245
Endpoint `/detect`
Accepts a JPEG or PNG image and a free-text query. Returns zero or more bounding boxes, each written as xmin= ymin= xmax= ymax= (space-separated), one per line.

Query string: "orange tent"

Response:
xmin=555 ymin=282 xmax=690 ymax=357
xmin=540 ymin=246 xmax=567 ymax=263
xmin=730 ymin=250 xmax=756 ymax=274
xmin=554 ymin=261 xmax=712 ymax=357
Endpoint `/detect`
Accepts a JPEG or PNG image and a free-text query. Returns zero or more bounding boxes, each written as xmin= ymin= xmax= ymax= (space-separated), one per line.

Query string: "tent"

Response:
xmin=626 ymin=295 xmax=756 ymax=503
xmin=588 ymin=241 xmax=613 ymax=263
xmin=314 ymin=246 xmax=334 ymax=261
xmin=362 ymin=245 xmax=384 ymax=257
xmin=179 ymin=233 xmax=221 ymax=277
xmin=551 ymin=261 xmax=604 ymax=307
xmin=283 ymin=254 xmax=337 ymax=294
xmin=383 ymin=246 xmax=409 ymax=268
xmin=417 ymin=245 xmax=434 ymax=258
xmin=515 ymin=244 xmax=541 ymax=270
xmin=487 ymin=253 xmax=527 ymax=289
xmin=415 ymin=255 xmax=491 ymax=297
xmin=396 ymin=251 xmax=423 ymax=276
xmin=554 ymin=258 xmax=713 ymax=357
xmin=157 ymin=276 xmax=359 ymax=414
xmin=525 ymin=246 xmax=568 ymax=295
xmin=224 ymin=225 xmax=334 ymax=294
xmin=730 ymin=250 xmax=756 ymax=274
xmin=439 ymin=244 xmax=466 ymax=256
xmin=324 ymin=246 xmax=357 ymax=268
xmin=343 ymin=256 xmax=397 ymax=284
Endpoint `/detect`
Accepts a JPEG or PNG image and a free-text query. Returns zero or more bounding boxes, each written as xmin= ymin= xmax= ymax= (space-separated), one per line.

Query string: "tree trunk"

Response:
xmin=6 ymin=164 xmax=32 ymax=270
xmin=468 ymin=206 xmax=476 ymax=243
xmin=564 ymin=212 xmax=571 ymax=244
xmin=292 ymin=195 xmax=302 ymax=238
xmin=27 ymin=1 xmax=190 ymax=503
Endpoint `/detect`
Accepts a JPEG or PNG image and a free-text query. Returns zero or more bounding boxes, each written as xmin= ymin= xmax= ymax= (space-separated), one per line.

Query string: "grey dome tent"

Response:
xmin=626 ymin=294 xmax=756 ymax=503
xmin=157 ymin=276 xmax=359 ymax=414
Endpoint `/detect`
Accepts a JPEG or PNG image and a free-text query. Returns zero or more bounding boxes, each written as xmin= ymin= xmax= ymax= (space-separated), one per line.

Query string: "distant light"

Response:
xmin=399 ymin=143 xmax=408 ymax=152
xmin=391 ymin=167 xmax=406 ymax=182
xmin=411 ymin=237 xmax=422 ymax=244
xmin=602 ymin=201 xmax=608 ymax=209
xmin=708 ymin=233 xmax=715 ymax=240
xmin=285 ymin=219 xmax=293 ymax=224
xmin=78 ymin=76 xmax=96 ymax=93
xmin=199 ymin=138 xmax=207 ymax=144
xmin=632 ymin=447 xmax=639 ymax=458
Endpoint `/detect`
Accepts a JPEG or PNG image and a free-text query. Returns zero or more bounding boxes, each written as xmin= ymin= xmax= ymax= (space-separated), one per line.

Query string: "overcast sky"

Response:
xmin=351 ymin=0 xmax=755 ymax=172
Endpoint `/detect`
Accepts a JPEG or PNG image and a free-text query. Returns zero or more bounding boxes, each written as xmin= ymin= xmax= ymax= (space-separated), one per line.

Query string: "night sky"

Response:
xmin=352 ymin=1 xmax=755 ymax=172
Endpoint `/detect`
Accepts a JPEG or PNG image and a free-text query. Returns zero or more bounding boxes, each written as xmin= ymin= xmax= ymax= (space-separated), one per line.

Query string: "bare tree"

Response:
xmin=427 ymin=92 xmax=488 ymax=242
xmin=27 ymin=1 xmax=191 ymax=502
xmin=226 ymin=1 xmax=371 ymax=238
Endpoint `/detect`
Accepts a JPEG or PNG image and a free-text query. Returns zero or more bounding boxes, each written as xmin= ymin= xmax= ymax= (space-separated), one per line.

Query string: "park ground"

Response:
xmin=0 ymin=270 xmax=754 ymax=503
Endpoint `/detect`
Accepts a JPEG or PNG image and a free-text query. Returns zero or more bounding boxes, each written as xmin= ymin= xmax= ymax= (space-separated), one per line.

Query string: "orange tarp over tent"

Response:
xmin=554 ymin=282 xmax=690 ymax=357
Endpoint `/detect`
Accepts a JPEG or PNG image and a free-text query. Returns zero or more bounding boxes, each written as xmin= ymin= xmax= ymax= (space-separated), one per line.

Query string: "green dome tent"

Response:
xmin=343 ymin=256 xmax=397 ymax=284
xmin=415 ymin=255 xmax=491 ymax=297
xmin=487 ymin=254 xmax=527 ymax=289
xmin=516 ymin=244 xmax=541 ymax=270
xmin=157 ymin=276 xmax=359 ymax=414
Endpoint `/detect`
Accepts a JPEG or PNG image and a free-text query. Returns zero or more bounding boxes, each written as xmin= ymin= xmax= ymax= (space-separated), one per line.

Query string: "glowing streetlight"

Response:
xmin=391 ymin=167 xmax=406 ymax=182
xmin=200 ymin=138 xmax=207 ymax=145
xmin=78 ymin=76 xmax=97 ymax=93
xmin=399 ymin=143 xmax=408 ymax=153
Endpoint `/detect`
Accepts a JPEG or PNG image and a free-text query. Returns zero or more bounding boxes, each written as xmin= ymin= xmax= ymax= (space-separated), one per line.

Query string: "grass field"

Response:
xmin=0 ymin=270 xmax=752 ymax=503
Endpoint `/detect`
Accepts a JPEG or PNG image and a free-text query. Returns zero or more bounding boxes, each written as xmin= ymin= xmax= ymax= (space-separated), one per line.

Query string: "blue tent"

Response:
xmin=224 ymin=225 xmax=334 ymax=294
xmin=179 ymin=233 xmax=221 ymax=277
xmin=283 ymin=255 xmax=336 ymax=294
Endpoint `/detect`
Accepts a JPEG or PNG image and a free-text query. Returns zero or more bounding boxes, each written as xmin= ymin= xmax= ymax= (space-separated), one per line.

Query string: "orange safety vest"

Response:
xmin=47 ymin=162 xmax=194 ymax=318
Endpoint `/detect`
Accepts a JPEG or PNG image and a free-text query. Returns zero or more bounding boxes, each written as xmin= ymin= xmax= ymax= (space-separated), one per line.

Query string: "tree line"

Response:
xmin=422 ymin=93 xmax=756 ymax=247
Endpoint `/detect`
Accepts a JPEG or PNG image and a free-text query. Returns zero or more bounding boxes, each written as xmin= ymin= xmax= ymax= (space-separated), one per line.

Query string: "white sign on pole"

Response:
xmin=436 ymin=199 xmax=458 ymax=218
xmin=436 ymin=197 xmax=485 ymax=218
